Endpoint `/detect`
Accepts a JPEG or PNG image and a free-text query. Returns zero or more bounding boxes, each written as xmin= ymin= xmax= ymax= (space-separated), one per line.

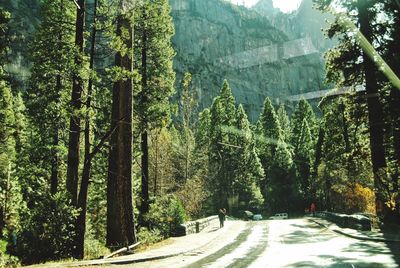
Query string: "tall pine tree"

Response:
xmin=133 ymin=0 xmax=175 ymax=224
xmin=107 ymin=0 xmax=137 ymax=248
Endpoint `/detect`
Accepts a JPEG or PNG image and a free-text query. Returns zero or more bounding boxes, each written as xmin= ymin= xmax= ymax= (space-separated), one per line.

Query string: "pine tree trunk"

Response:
xmin=51 ymin=73 xmax=62 ymax=194
xmin=312 ymin=125 xmax=324 ymax=201
xmin=67 ymin=0 xmax=85 ymax=205
xmin=74 ymin=0 xmax=97 ymax=258
xmin=140 ymin=16 xmax=150 ymax=225
xmin=50 ymin=130 xmax=59 ymax=194
xmin=153 ymin=132 xmax=159 ymax=196
xmin=357 ymin=0 xmax=387 ymax=216
xmin=140 ymin=131 xmax=150 ymax=221
xmin=107 ymin=11 xmax=136 ymax=248
xmin=389 ymin=11 xmax=400 ymax=213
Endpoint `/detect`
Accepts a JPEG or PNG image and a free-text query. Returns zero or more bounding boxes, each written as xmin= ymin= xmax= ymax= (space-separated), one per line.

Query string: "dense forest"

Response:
xmin=0 ymin=0 xmax=399 ymax=266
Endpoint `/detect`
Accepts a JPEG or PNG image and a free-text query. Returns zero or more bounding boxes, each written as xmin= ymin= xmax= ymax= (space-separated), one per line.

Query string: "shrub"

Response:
xmin=84 ymin=220 xmax=110 ymax=259
xmin=15 ymin=191 xmax=79 ymax=264
xmin=0 ymin=253 xmax=19 ymax=268
xmin=136 ymin=227 xmax=163 ymax=246
xmin=332 ymin=183 xmax=375 ymax=214
xmin=144 ymin=194 xmax=187 ymax=238
xmin=0 ymin=239 xmax=19 ymax=268
xmin=84 ymin=238 xmax=110 ymax=260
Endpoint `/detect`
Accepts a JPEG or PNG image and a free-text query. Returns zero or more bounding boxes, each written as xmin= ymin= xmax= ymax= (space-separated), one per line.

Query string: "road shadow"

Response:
xmin=290 ymin=258 xmax=387 ymax=267
xmin=380 ymin=222 xmax=400 ymax=266
xmin=383 ymin=240 xmax=400 ymax=266
xmin=290 ymin=222 xmax=321 ymax=229
xmin=342 ymin=240 xmax=393 ymax=255
xmin=280 ymin=225 xmax=336 ymax=245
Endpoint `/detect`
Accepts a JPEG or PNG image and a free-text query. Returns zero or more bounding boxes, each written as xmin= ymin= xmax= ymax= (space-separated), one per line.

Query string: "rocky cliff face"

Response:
xmin=171 ymin=0 xmax=334 ymax=120
xmin=2 ymin=0 xmax=334 ymax=121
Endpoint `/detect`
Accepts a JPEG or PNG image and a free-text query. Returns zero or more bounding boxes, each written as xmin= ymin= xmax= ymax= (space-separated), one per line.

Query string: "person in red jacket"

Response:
xmin=310 ymin=203 xmax=316 ymax=217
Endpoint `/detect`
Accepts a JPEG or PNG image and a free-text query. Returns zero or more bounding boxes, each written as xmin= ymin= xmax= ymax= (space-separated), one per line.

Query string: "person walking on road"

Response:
xmin=218 ymin=208 xmax=226 ymax=228
xmin=310 ymin=203 xmax=316 ymax=217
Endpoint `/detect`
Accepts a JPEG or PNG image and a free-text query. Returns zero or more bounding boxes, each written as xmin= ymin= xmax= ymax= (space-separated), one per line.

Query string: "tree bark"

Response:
xmin=50 ymin=129 xmax=59 ymax=194
xmin=357 ymin=0 xmax=387 ymax=216
xmin=388 ymin=5 xmax=400 ymax=214
xmin=74 ymin=0 xmax=97 ymax=258
xmin=107 ymin=11 xmax=136 ymax=248
xmin=67 ymin=0 xmax=85 ymax=205
xmin=51 ymin=73 xmax=62 ymax=195
xmin=153 ymin=132 xmax=159 ymax=196
xmin=139 ymin=13 xmax=150 ymax=225
xmin=140 ymin=131 xmax=150 ymax=222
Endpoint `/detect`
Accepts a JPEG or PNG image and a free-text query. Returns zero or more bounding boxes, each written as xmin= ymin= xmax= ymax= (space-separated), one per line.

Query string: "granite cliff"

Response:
xmin=170 ymin=0 xmax=334 ymax=120
xmin=1 ymin=0 xmax=334 ymax=120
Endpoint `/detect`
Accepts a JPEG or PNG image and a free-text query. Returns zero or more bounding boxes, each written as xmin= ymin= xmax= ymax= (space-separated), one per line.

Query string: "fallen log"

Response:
xmin=103 ymin=242 xmax=141 ymax=259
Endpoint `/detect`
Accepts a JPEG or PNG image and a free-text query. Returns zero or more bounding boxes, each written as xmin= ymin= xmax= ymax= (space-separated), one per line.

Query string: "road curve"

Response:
xmin=122 ymin=218 xmax=400 ymax=268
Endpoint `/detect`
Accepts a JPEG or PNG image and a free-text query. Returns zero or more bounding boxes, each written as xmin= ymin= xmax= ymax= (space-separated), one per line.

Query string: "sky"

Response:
xmin=229 ymin=0 xmax=303 ymax=13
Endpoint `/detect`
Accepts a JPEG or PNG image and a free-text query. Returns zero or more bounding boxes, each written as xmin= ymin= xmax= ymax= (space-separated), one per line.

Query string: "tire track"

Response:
xmin=186 ymin=222 xmax=268 ymax=268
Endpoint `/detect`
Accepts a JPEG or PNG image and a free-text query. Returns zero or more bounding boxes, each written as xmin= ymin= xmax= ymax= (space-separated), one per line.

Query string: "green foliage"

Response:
xmin=314 ymin=0 xmax=400 ymax=217
xmin=0 ymin=7 xmax=23 ymax=237
xmin=290 ymin=99 xmax=317 ymax=207
xmin=133 ymin=0 xmax=176 ymax=130
xmin=290 ymin=99 xmax=317 ymax=148
xmin=149 ymin=127 xmax=175 ymax=194
xmin=16 ymin=191 xmax=79 ymax=264
xmin=144 ymin=194 xmax=187 ymax=238
xmin=0 ymin=8 xmax=10 ymax=70
xmin=232 ymin=105 xmax=264 ymax=212
xmin=136 ymin=227 xmax=163 ymax=246
xmin=195 ymin=108 xmax=211 ymax=150
xmin=294 ymin=120 xmax=314 ymax=204
xmin=197 ymin=81 xmax=264 ymax=215
xmin=208 ymin=80 xmax=238 ymax=211
xmin=257 ymin=97 xmax=295 ymax=213
xmin=277 ymin=104 xmax=291 ymax=143
xmin=24 ymin=0 xmax=76 ymax=192
xmin=83 ymin=220 xmax=110 ymax=259
xmin=316 ymin=98 xmax=374 ymax=211
xmin=0 ymin=236 xmax=19 ymax=267
xmin=0 ymin=252 xmax=19 ymax=268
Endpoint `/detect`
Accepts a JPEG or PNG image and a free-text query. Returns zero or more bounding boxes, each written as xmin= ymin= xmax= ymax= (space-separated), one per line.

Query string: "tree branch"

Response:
xmin=88 ymin=117 xmax=125 ymax=161
xmin=72 ymin=0 xmax=81 ymax=9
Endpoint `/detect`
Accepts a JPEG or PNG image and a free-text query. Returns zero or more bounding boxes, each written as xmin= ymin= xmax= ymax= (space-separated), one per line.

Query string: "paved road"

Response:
xmin=118 ymin=219 xmax=400 ymax=268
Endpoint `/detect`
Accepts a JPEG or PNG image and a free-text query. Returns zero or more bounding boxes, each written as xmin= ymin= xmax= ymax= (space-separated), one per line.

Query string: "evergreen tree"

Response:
xmin=172 ymin=73 xmax=196 ymax=184
xmin=381 ymin=0 xmax=400 ymax=215
xmin=317 ymin=97 xmax=374 ymax=213
xmin=133 ymin=0 xmax=175 ymax=223
xmin=314 ymin=0 xmax=389 ymax=216
xmin=290 ymin=98 xmax=317 ymax=150
xmin=193 ymin=108 xmax=211 ymax=213
xmin=195 ymin=108 xmax=211 ymax=152
xmin=25 ymin=0 xmax=75 ymax=194
xmin=107 ymin=0 xmax=137 ymax=248
xmin=74 ymin=0 xmax=104 ymax=258
xmin=0 ymin=8 xmax=14 ymax=196
xmin=209 ymin=80 xmax=237 ymax=211
xmin=66 ymin=0 xmax=87 ymax=206
xmin=0 ymin=61 xmax=16 ymax=234
xmin=294 ymin=119 xmax=314 ymax=205
xmin=233 ymin=105 xmax=264 ymax=212
xmin=290 ymin=99 xmax=317 ymax=207
xmin=257 ymin=97 xmax=282 ymax=176
xmin=6 ymin=3 xmax=79 ymax=262
xmin=277 ymin=104 xmax=291 ymax=143
xmin=258 ymin=97 xmax=294 ymax=213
